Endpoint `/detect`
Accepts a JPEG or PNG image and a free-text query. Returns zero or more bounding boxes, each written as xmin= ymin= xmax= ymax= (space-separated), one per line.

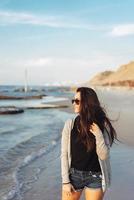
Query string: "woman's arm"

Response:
xmin=95 ymin=129 xmax=110 ymax=160
xmin=90 ymin=123 xmax=110 ymax=160
xmin=60 ymin=119 xmax=70 ymax=184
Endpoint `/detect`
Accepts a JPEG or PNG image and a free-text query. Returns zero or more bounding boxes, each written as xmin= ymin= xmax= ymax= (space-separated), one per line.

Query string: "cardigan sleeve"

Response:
xmin=95 ymin=128 xmax=111 ymax=160
xmin=60 ymin=119 xmax=71 ymax=184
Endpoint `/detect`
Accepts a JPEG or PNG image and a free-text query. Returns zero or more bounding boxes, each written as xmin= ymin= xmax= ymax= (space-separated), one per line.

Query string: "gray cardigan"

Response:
xmin=60 ymin=117 xmax=112 ymax=192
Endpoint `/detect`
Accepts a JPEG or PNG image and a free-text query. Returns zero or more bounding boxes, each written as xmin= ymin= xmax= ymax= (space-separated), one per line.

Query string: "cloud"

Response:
xmin=1 ymin=11 xmax=134 ymax=38
xmin=0 ymin=11 xmax=60 ymax=27
xmin=1 ymin=54 xmax=119 ymax=70
xmin=1 ymin=53 xmax=133 ymax=85
xmin=110 ymin=24 xmax=134 ymax=37
xmin=0 ymin=10 xmax=108 ymax=31
xmin=25 ymin=58 xmax=52 ymax=67
xmin=23 ymin=57 xmax=104 ymax=69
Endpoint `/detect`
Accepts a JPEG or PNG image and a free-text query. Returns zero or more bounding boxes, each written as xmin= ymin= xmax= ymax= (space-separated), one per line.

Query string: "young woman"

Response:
xmin=61 ymin=87 xmax=117 ymax=200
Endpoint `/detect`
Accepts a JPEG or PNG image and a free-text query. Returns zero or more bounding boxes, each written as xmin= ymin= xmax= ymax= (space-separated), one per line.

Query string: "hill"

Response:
xmin=89 ymin=61 xmax=134 ymax=87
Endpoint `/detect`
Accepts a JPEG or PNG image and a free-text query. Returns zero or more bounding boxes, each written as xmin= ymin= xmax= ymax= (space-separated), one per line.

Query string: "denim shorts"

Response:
xmin=69 ymin=167 xmax=102 ymax=192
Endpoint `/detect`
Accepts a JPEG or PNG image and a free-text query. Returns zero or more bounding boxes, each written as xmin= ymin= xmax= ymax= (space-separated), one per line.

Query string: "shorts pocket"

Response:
xmin=69 ymin=173 xmax=81 ymax=180
xmin=91 ymin=172 xmax=102 ymax=179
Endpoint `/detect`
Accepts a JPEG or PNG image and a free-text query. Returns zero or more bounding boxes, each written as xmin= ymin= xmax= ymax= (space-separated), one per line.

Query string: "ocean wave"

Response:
xmin=1 ymin=139 xmax=58 ymax=200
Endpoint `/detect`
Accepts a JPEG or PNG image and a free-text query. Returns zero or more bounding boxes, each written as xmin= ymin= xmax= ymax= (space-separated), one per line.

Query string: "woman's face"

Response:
xmin=72 ymin=92 xmax=81 ymax=113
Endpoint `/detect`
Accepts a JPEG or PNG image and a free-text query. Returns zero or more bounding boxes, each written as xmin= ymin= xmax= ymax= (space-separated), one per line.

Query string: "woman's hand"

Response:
xmin=62 ymin=183 xmax=76 ymax=195
xmin=89 ymin=122 xmax=102 ymax=137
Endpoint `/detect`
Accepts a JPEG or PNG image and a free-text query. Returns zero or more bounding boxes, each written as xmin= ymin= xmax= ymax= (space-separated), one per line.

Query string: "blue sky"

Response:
xmin=0 ymin=0 xmax=134 ymax=86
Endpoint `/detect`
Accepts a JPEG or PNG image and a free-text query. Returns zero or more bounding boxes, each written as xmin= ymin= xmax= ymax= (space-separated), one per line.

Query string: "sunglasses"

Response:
xmin=71 ymin=98 xmax=81 ymax=105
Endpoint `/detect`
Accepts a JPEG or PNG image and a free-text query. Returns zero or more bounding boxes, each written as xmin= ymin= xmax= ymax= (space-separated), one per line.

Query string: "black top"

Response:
xmin=71 ymin=115 xmax=101 ymax=172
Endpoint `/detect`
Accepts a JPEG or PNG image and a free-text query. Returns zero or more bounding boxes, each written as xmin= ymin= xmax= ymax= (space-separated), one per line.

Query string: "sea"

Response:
xmin=0 ymin=85 xmax=75 ymax=200
xmin=0 ymin=85 xmax=134 ymax=200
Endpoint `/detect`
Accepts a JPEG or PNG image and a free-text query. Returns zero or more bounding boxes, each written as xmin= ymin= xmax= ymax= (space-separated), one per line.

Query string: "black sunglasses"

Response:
xmin=71 ymin=98 xmax=81 ymax=105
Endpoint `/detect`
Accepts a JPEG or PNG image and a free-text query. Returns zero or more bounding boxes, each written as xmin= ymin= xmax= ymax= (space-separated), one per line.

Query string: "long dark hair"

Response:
xmin=76 ymin=87 xmax=118 ymax=152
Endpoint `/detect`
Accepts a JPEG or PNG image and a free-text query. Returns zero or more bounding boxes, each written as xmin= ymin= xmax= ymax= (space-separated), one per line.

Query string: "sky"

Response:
xmin=0 ymin=0 xmax=134 ymax=86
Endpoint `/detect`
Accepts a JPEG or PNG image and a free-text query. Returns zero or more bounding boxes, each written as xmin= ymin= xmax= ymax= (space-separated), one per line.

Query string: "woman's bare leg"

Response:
xmin=84 ymin=188 xmax=104 ymax=200
xmin=62 ymin=189 xmax=82 ymax=200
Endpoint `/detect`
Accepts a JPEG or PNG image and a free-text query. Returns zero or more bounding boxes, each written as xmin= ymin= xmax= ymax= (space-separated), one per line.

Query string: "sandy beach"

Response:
xmin=17 ymin=88 xmax=134 ymax=200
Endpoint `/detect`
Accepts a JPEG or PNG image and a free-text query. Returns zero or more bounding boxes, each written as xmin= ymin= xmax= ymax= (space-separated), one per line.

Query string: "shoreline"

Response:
xmin=0 ymin=94 xmax=45 ymax=100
